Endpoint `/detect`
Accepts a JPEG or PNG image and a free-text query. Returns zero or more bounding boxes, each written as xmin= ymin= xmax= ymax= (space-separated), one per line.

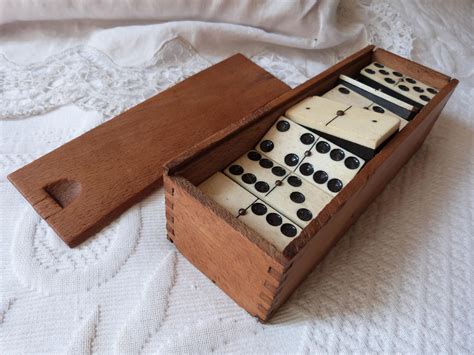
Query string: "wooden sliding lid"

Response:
xmin=8 ymin=54 xmax=290 ymax=247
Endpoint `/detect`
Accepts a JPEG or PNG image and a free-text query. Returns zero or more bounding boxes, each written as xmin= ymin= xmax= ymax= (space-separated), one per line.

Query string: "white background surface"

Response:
xmin=0 ymin=0 xmax=472 ymax=353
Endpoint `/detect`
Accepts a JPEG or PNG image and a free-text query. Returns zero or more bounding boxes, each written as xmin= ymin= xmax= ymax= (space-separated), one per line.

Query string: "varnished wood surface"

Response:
xmin=8 ymin=54 xmax=290 ymax=247
xmin=164 ymin=45 xmax=458 ymax=322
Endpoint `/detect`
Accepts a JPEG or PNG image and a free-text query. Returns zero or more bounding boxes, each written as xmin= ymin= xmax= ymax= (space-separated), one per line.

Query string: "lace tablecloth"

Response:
xmin=1 ymin=0 xmax=472 ymax=353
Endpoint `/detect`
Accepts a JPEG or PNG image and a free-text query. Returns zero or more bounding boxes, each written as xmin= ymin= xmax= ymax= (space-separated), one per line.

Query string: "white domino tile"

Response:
xmin=238 ymin=200 xmax=301 ymax=251
xmin=263 ymin=173 xmax=332 ymax=228
xmin=324 ymin=84 xmax=408 ymax=129
xmin=198 ymin=172 xmax=257 ymax=217
xmin=286 ymin=96 xmax=400 ymax=149
xmin=286 ymin=95 xmax=350 ymax=125
xmin=256 ymin=117 xmax=319 ymax=170
xmin=339 ymin=75 xmax=416 ymax=112
xmin=199 ymin=172 xmax=300 ymax=251
xmin=223 ymin=150 xmax=290 ymax=199
xmin=323 ymin=84 xmax=373 ymax=109
xmin=395 ymin=76 xmax=438 ymax=104
xmin=360 ymin=62 xmax=439 ymax=105
xmin=295 ymin=137 xmax=365 ymax=196
xmin=361 ymin=62 xmax=404 ymax=87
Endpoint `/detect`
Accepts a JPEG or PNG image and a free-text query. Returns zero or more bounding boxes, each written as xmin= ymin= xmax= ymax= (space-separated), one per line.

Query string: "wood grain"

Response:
xmin=165 ymin=175 xmax=285 ymax=320
xmin=7 ymin=54 xmax=290 ymax=247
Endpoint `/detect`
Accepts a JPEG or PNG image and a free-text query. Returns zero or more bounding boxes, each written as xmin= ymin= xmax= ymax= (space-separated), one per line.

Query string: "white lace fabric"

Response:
xmin=0 ymin=39 xmax=317 ymax=121
xmin=0 ymin=40 xmax=210 ymax=120
xmin=1 ymin=0 xmax=473 ymax=353
xmin=338 ymin=0 xmax=414 ymax=57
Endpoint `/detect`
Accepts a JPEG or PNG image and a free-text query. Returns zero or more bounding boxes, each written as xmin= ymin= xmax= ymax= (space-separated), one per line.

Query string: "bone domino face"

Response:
xmin=360 ymin=62 xmax=439 ymax=105
xmin=256 ymin=117 xmax=319 ymax=170
xmin=286 ymin=96 xmax=400 ymax=149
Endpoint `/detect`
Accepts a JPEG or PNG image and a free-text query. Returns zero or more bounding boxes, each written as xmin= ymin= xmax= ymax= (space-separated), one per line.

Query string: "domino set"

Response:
xmin=165 ymin=46 xmax=457 ymax=322
xmin=197 ymin=60 xmax=439 ymax=252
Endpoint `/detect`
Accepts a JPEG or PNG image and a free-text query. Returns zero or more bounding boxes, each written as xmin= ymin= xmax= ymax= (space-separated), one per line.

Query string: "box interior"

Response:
xmin=168 ymin=48 xmax=453 ymax=260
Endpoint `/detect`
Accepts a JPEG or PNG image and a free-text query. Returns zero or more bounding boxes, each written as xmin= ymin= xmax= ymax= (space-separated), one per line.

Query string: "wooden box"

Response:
xmin=163 ymin=46 xmax=458 ymax=322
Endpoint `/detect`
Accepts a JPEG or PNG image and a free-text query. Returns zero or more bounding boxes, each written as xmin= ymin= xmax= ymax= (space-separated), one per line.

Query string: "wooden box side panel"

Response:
xmin=272 ymin=79 xmax=458 ymax=311
xmin=165 ymin=175 xmax=286 ymax=321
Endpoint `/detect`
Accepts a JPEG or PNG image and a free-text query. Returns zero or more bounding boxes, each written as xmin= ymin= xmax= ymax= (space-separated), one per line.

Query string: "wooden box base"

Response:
xmin=164 ymin=46 xmax=458 ymax=322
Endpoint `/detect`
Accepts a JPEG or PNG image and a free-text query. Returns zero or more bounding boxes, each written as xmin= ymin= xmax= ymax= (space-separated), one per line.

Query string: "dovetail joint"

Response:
xmin=257 ymin=264 xmax=290 ymax=316
xmin=258 ymin=291 xmax=273 ymax=305
xmin=257 ymin=303 xmax=270 ymax=314
xmin=267 ymin=266 xmax=283 ymax=282
xmin=165 ymin=185 xmax=176 ymax=239
xmin=166 ymin=223 xmax=175 ymax=237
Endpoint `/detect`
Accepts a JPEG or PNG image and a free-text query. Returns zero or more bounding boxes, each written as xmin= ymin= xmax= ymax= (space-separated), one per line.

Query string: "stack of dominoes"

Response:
xmin=199 ymin=62 xmax=439 ymax=251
